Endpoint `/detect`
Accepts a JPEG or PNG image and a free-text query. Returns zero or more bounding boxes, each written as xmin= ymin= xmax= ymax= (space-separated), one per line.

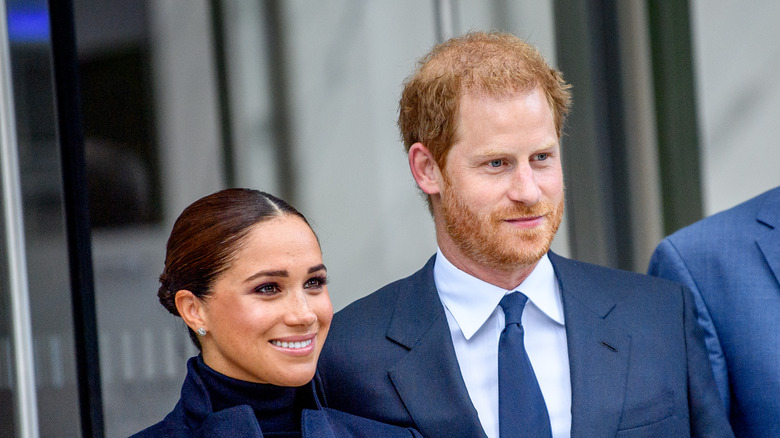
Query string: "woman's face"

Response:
xmin=197 ymin=215 xmax=332 ymax=386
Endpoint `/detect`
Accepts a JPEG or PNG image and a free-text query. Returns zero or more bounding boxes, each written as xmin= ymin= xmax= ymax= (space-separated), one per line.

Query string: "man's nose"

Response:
xmin=506 ymin=164 xmax=541 ymax=205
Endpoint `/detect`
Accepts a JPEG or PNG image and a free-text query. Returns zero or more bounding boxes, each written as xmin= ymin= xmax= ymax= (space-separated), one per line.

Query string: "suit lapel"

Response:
xmin=549 ymin=253 xmax=630 ymax=438
xmin=756 ymin=190 xmax=780 ymax=289
xmin=386 ymin=256 xmax=486 ymax=438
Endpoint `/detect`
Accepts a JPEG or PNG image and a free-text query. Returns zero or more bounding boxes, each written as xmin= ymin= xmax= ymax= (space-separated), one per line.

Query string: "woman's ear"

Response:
xmin=175 ymin=290 xmax=206 ymax=332
xmin=408 ymin=142 xmax=443 ymax=195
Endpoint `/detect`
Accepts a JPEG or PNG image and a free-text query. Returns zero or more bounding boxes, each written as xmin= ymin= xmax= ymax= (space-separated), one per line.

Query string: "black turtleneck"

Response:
xmin=195 ymin=355 xmax=316 ymax=437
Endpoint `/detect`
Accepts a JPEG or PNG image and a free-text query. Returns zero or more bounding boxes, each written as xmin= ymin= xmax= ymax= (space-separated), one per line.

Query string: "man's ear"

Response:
xmin=408 ymin=143 xmax=442 ymax=195
xmin=175 ymin=290 xmax=206 ymax=332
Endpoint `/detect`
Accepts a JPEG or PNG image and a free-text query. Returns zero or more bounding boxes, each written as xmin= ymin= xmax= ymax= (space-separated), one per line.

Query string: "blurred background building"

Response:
xmin=1 ymin=0 xmax=778 ymax=436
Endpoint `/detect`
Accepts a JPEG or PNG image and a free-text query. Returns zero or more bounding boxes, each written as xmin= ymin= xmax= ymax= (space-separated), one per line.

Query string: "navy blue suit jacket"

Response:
xmin=318 ymin=252 xmax=732 ymax=437
xmin=648 ymin=186 xmax=780 ymax=437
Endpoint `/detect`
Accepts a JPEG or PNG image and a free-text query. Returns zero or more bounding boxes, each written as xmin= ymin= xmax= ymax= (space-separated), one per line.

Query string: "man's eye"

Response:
xmin=488 ymin=159 xmax=503 ymax=168
xmin=534 ymin=153 xmax=549 ymax=161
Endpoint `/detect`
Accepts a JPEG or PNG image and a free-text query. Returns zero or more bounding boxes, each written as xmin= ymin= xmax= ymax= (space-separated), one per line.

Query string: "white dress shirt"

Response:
xmin=434 ymin=249 xmax=572 ymax=438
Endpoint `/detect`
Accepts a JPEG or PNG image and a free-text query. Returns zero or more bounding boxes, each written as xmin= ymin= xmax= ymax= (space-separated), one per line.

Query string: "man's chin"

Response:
xmin=480 ymin=240 xmax=552 ymax=271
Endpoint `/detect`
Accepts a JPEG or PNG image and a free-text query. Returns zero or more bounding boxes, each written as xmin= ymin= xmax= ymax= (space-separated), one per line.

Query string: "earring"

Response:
xmin=196 ymin=327 xmax=207 ymax=337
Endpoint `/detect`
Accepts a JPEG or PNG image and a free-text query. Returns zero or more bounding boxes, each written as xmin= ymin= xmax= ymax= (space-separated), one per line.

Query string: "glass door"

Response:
xmin=1 ymin=0 xmax=82 ymax=436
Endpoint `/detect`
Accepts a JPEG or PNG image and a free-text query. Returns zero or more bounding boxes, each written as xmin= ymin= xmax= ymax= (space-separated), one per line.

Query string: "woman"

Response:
xmin=132 ymin=189 xmax=420 ymax=437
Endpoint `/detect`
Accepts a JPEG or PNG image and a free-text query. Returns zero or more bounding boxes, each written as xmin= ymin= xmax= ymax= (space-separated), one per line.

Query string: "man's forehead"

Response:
xmin=460 ymin=83 xmax=538 ymax=101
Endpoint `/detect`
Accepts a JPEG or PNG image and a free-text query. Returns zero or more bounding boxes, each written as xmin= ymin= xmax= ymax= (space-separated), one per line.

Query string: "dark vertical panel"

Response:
xmin=599 ymin=1 xmax=633 ymax=270
xmin=553 ymin=0 xmax=634 ymax=270
xmin=79 ymin=47 xmax=160 ymax=227
xmin=208 ymin=0 xmax=235 ymax=187
xmin=262 ymin=0 xmax=295 ymax=202
xmin=47 ymin=0 xmax=104 ymax=436
xmin=647 ymin=0 xmax=702 ymax=234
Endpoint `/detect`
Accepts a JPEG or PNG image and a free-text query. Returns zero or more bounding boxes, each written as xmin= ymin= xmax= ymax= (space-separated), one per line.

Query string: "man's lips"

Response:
xmin=503 ymin=215 xmax=545 ymax=228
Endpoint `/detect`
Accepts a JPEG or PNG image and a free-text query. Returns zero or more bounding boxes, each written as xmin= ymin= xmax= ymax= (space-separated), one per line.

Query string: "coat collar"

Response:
xmin=177 ymin=356 xmax=324 ymax=437
xmin=385 ymin=255 xmax=487 ymax=438
xmin=548 ymin=253 xmax=630 ymax=438
xmin=177 ymin=357 xmax=264 ymax=436
xmin=756 ymin=187 xmax=780 ymax=288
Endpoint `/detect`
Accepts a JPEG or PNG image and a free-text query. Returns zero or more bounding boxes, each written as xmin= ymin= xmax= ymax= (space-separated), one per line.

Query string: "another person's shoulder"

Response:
xmin=665 ymin=185 xmax=780 ymax=248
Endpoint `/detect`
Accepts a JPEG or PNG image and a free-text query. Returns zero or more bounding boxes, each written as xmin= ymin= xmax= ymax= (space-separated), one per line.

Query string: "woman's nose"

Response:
xmin=285 ymin=292 xmax=317 ymax=326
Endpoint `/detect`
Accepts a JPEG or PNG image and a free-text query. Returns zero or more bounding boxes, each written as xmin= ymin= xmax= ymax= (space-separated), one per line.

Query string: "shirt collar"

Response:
xmin=434 ymin=249 xmax=564 ymax=340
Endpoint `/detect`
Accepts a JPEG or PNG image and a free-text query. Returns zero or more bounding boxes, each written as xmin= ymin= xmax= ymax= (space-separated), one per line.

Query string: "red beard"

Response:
xmin=440 ymin=186 xmax=564 ymax=272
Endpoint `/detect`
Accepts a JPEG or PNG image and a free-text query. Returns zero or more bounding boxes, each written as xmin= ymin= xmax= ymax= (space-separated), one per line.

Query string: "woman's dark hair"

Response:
xmin=158 ymin=188 xmax=311 ymax=350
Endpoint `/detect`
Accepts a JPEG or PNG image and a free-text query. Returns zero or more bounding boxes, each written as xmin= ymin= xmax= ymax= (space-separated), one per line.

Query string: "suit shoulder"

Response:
xmin=554 ymin=254 xmax=681 ymax=290
xmin=335 ymin=273 xmax=411 ymax=320
xmin=329 ymin=258 xmax=434 ymax=341
xmin=551 ymin=254 xmax=687 ymax=312
xmin=665 ymin=185 xmax=779 ymax=248
xmin=334 ymin=257 xmax=434 ymax=321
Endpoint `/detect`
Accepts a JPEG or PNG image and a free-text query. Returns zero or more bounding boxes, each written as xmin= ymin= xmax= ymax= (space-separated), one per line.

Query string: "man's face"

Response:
xmin=437 ymin=88 xmax=564 ymax=273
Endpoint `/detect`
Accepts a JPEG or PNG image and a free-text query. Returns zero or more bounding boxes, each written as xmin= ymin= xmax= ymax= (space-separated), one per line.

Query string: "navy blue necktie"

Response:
xmin=498 ymin=292 xmax=552 ymax=438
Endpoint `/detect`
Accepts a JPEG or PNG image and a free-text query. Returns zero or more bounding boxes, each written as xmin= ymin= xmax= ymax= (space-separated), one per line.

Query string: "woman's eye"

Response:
xmin=255 ymin=284 xmax=280 ymax=295
xmin=304 ymin=276 xmax=328 ymax=289
xmin=488 ymin=159 xmax=504 ymax=168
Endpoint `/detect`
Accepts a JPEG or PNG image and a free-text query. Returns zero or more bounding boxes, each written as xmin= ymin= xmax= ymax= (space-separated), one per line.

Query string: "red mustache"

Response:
xmin=490 ymin=202 xmax=556 ymax=221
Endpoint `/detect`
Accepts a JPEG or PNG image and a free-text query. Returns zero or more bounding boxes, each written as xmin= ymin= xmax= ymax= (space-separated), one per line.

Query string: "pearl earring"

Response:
xmin=196 ymin=327 xmax=206 ymax=337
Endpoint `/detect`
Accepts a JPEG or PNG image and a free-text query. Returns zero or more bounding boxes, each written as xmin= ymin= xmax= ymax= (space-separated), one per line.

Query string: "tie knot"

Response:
xmin=499 ymin=292 xmax=528 ymax=326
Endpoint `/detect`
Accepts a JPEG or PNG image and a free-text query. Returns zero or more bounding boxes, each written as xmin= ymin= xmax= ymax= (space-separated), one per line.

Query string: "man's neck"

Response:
xmin=438 ymin=243 xmax=540 ymax=290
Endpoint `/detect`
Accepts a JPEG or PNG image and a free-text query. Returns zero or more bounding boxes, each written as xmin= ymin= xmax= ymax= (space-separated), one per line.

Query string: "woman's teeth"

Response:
xmin=271 ymin=339 xmax=312 ymax=349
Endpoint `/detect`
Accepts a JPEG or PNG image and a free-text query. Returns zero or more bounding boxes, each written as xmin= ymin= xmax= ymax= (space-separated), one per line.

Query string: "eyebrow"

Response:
xmin=244 ymin=264 xmax=327 ymax=283
xmin=308 ymin=264 xmax=327 ymax=274
xmin=477 ymin=143 xmax=559 ymax=158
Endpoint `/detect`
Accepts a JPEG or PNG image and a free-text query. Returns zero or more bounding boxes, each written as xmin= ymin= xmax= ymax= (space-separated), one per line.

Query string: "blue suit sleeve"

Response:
xmin=648 ymin=239 xmax=730 ymax=415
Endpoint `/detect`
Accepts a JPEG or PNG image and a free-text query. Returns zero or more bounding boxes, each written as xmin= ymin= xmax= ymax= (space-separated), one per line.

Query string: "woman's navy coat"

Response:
xmin=131 ymin=357 xmax=421 ymax=437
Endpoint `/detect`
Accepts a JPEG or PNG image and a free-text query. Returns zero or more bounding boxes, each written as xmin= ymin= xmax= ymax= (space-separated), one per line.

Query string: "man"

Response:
xmin=648 ymin=186 xmax=780 ymax=437
xmin=318 ymin=32 xmax=732 ymax=438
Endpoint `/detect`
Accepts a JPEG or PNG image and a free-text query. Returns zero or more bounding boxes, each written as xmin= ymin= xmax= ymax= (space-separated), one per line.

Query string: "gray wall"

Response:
xmin=690 ymin=0 xmax=780 ymax=215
